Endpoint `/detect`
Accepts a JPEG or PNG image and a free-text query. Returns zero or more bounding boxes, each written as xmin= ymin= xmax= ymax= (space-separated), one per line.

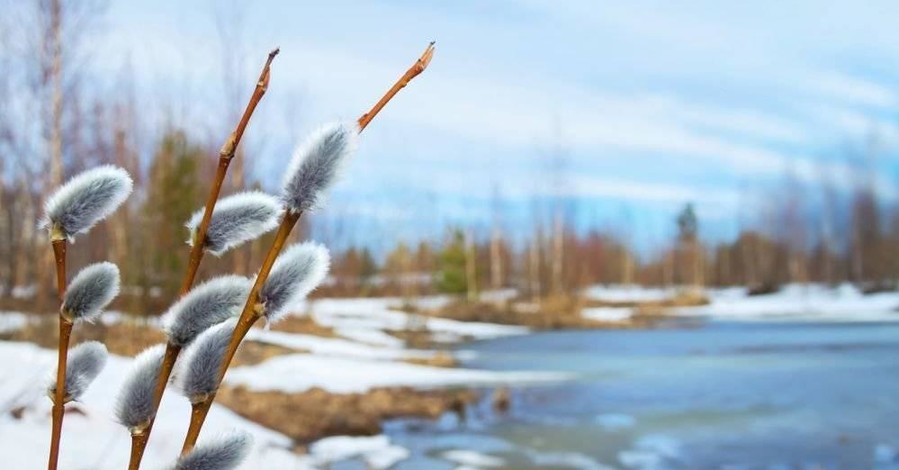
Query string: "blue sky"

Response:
xmin=93 ymin=0 xmax=899 ymax=251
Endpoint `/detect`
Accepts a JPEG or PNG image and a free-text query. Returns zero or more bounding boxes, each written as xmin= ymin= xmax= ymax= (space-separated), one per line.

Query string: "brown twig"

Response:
xmin=179 ymin=41 xmax=436 ymax=454
xmin=180 ymin=46 xmax=279 ymax=296
xmin=180 ymin=211 xmax=300 ymax=454
xmin=47 ymin=238 xmax=69 ymax=470
xmin=127 ymin=48 xmax=279 ymax=470
xmin=357 ymin=41 xmax=434 ymax=131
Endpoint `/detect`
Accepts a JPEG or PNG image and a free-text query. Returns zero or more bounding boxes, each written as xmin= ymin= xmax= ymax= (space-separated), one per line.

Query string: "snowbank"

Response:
xmin=585 ymin=285 xmax=680 ymax=303
xmin=306 ymin=297 xmax=528 ymax=342
xmin=582 ymin=307 xmax=633 ymax=322
xmin=226 ymin=354 xmax=568 ymax=394
xmin=0 ymin=341 xmax=408 ymax=469
xmin=246 ymin=328 xmax=434 ymax=360
xmin=0 ymin=312 xmax=27 ymax=333
xmin=676 ymin=284 xmax=899 ymax=321
xmin=583 ymin=283 xmax=899 ymax=322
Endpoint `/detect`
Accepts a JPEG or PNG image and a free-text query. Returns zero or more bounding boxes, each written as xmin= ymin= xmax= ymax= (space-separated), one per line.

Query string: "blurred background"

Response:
xmin=2 ymin=1 xmax=899 ymax=469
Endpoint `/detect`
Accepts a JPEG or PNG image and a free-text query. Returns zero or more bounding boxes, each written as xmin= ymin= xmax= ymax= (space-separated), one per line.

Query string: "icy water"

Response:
xmin=385 ymin=321 xmax=899 ymax=469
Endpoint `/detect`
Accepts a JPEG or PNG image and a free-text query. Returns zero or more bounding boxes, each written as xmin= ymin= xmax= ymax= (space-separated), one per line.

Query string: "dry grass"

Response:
xmin=266 ymin=314 xmax=336 ymax=337
xmin=421 ymin=290 xmax=708 ymax=331
xmin=403 ymin=351 xmax=457 ymax=368
xmin=0 ymin=314 xmax=305 ymax=364
xmin=231 ymin=341 xmax=305 ymax=367
xmin=0 ymin=315 xmax=165 ymax=356
xmin=424 ymin=295 xmax=606 ymax=330
xmin=216 ymin=385 xmax=476 ymax=446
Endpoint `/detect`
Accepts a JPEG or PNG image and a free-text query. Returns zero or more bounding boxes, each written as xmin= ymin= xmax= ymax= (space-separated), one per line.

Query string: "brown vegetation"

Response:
xmin=420 ymin=292 xmax=703 ymax=331
xmin=0 ymin=316 xmax=165 ymax=356
xmin=0 ymin=315 xmax=301 ymax=365
xmin=216 ymin=385 xmax=475 ymax=446
xmin=266 ymin=314 xmax=336 ymax=337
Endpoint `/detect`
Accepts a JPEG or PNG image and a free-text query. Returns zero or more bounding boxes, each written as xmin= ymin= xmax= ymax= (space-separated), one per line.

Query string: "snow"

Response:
xmin=246 ymin=328 xmax=434 ymax=360
xmin=336 ymin=327 xmax=405 ymax=348
xmin=305 ymin=297 xmax=528 ymax=342
xmin=585 ymin=285 xmax=679 ymax=303
xmin=0 ymin=312 xmax=28 ymax=333
xmin=440 ymin=449 xmax=505 ymax=467
xmin=226 ymin=354 xmax=568 ymax=394
xmin=582 ymin=307 xmax=633 ymax=322
xmin=583 ymin=283 xmax=899 ymax=322
xmin=0 ymin=341 xmax=410 ymax=469
xmin=676 ymin=284 xmax=899 ymax=321
xmin=309 ymin=435 xmax=410 ymax=469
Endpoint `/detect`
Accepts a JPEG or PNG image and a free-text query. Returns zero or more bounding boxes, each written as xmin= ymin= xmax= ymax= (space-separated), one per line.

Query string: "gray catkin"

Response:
xmin=171 ymin=431 xmax=253 ymax=470
xmin=281 ymin=122 xmax=358 ymax=214
xmin=61 ymin=262 xmax=120 ymax=322
xmin=115 ymin=344 xmax=165 ymax=432
xmin=162 ymin=275 xmax=251 ymax=347
xmin=48 ymin=341 xmax=108 ymax=402
xmin=42 ymin=165 xmax=133 ymax=241
xmin=185 ymin=191 xmax=282 ymax=256
xmin=177 ymin=319 xmax=235 ymax=402
xmin=259 ymin=242 xmax=330 ymax=322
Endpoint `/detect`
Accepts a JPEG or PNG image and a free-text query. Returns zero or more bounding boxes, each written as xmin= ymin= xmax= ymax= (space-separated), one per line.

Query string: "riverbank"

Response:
xmin=0 ymin=298 xmax=562 ymax=468
xmin=3 ymin=284 xmax=899 ymax=467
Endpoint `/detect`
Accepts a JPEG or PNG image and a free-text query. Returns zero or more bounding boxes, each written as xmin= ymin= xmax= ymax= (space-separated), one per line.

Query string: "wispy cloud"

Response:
xmin=90 ymin=0 xmax=899 ymax=240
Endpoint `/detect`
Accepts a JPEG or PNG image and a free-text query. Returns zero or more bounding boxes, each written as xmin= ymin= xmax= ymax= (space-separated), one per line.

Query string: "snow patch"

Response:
xmin=441 ymin=449 xmax=505 ymax=467
xmin=226 ymin=354 xmax=567 ymax=394
xmin=676 ymin=284 xmax=899 ymax=321
xmin=583 ymin=307 xmax=633 ymax=322
xmin=309 ymin=435 xmax=409 ymax=469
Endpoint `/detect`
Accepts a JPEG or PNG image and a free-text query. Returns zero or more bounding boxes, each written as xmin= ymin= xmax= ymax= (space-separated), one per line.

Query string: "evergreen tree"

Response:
xmin=436 ymin=229 xmax=467 ymax=294
xmin=143 ymin=130 xmax=205 ymax=299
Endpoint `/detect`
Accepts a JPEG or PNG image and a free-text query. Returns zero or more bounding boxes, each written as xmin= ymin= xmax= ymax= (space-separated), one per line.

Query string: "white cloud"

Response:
xmin=813 ymin=73 xmax=899 ymax=108
xmin=89 ymin=0 xmax=899 ymax=226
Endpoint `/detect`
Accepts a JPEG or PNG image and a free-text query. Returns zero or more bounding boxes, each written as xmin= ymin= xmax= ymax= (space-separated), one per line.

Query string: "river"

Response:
xmin=383 ymin=320 xmax=899 ymax=469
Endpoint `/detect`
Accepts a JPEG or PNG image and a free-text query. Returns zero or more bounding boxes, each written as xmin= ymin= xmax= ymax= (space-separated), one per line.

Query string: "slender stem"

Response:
xmin=180 ymin=399 xmax=214 ymax=455
xmin=178 ymin=42 xmax=436 ymax=453
xmin=357 ymin=41 xmax=435 ymax=131
xmin=128 ymin=48 xmax=279 ymax=470
xmin=47 ymin=239 xmax=68 ymax=470
xmin=180 ymin=211 xmax=300 ymax=454
xmin=129 ymin=433 xmax=148 ymax=469
xmin=179 ymin=47 xmax=279 ymax=296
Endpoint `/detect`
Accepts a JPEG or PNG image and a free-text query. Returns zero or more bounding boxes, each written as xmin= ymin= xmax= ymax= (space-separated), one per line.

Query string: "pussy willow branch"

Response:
xmin=358 ymin=41 xmax=434 ymax=131
xmin=47 ymin=238 xmax=69 ymax=470
xmin=127 ymin=48 xmax=279 ymax=470
xmin=179 ymin=41 xmax=436 ymax=454
xmin=180 ymin=210 xmax=300 ymax=454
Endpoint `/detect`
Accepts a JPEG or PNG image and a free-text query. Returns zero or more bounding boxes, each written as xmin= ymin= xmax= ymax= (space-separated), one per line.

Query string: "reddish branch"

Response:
xmin=179 ymin=41 xmax=436 ymax=455
xmin=127 ymin=48 xmax=279 ymax=470
xmin=47 ymin=239 xmax=69 ymax=470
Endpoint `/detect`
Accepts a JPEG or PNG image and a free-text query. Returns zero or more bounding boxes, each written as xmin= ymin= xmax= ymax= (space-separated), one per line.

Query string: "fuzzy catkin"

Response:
xmin=171 ymin=431 xmax=253 ymax=470
xmin=115 ymin=344 xmax=165 ymax=433
xmin=185 ymin=191 xmax=282 ymax=256
xmin=162 ymin=275 xmax=251 ymax=347
xmin=42 ymin=165 xmax=133 ymax=241
xmin=281 ymin=122 xmax=358 ymax=214
xmin=177 ymin=319 xmax=235 ymax=403
xmin=48 ymin=341 xmax=107 ymax=402
xmin=61 ymin=262 xmax=120 ymax=322
xmin=258 ymin=242 xmax=330 ymax=322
